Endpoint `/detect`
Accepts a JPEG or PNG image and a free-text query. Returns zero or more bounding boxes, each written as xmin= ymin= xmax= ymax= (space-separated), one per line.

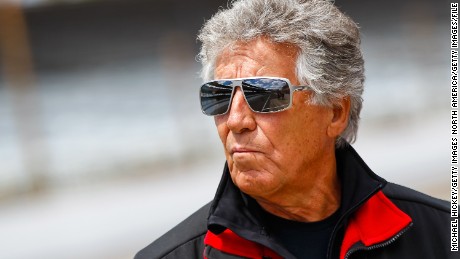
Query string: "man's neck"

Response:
xmin=254 ymin=157 xmax=341 ymax=222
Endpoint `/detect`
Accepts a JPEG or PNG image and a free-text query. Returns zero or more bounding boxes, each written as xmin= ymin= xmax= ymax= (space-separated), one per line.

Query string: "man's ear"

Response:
xmin=327 ymin=96 xmax=351 ymax=138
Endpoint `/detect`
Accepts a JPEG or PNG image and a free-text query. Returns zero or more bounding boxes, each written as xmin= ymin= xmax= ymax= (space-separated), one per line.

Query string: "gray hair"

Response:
xmin=197 ymin=0 xmax=364 ymax=146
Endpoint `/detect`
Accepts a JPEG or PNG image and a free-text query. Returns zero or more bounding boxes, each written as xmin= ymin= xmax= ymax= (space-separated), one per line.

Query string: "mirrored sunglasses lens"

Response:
xmin=200 ymin=80 xmax=233 ymax=115
xmin=242 ymin=78 xmax=291 ymax=112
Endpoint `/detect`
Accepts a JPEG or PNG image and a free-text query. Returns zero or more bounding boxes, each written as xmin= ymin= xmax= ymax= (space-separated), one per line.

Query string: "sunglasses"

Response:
xmin=200 ymin=77 xmax=308 ymax=116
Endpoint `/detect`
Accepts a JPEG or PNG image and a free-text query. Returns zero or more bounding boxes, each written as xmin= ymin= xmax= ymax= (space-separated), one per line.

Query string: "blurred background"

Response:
xmin=0 ymin=0 xmax=451 ymax=258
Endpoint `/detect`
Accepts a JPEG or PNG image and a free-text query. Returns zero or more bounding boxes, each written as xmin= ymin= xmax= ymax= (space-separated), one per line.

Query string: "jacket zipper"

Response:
xmin=343 ymin=223 xmax=413 ymax=259
xmin=326 ymin=184 xmax=383 ymax=259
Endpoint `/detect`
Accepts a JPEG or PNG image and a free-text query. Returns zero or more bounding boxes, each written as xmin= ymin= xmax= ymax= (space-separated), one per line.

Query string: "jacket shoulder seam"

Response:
xmin=386 ymin=195 xmax=450 ymax=214
xmin=383 ymin=182 xmax=449 ymax=213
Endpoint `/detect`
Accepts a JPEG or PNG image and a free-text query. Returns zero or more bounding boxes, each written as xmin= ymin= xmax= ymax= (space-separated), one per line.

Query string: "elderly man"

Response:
xmin=136 ymin=0 xmax=455 ymax=258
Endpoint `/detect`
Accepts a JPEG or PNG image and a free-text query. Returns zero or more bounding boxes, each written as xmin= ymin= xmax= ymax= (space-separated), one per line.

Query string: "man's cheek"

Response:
xmin=215 ymin=126 xmax=228 ymax=144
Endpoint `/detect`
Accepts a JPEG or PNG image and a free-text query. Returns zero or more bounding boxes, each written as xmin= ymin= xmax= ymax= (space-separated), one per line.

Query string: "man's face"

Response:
xmin=213 ymin=37 xmax=339 ymax=203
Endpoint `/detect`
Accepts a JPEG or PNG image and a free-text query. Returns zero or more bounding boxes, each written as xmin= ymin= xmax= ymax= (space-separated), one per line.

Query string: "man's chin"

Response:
xmin=231 ymin=170 xmax=276 ymax=197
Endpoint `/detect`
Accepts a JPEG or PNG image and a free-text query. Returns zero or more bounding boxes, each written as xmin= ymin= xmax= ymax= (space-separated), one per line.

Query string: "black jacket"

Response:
xmin=135 ymin=145 xmax=457 ymax=259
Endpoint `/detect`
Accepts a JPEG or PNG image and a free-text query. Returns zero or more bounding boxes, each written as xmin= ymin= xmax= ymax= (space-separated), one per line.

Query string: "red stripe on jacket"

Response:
xmin=204 ymin=229 xmax=283 ymax=259
xmin=204 ymin=191 xmax=412 ymax=259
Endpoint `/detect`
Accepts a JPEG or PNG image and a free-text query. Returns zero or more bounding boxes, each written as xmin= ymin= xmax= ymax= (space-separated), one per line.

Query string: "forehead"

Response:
xmin=214 ymin=37 xmax=299 ymax=81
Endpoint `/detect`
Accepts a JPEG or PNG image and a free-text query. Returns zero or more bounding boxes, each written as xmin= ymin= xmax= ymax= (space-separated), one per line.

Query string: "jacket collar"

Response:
xmin=207 ymin=144 xmax=410 ymax=258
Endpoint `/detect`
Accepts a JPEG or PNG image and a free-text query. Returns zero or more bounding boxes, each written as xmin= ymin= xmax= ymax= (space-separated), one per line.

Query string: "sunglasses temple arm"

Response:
xmin=293 ymin=85 xmax=309 ymax=92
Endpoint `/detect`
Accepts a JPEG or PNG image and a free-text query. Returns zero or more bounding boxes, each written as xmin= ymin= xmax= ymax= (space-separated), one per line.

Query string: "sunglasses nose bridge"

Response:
xmin=227 ymin=83 xmax=251 ymax=114
xmin=226 ymin=79 xmax=243 ymax=103
xmin=230 ymin=80 xmax=243 ymax=91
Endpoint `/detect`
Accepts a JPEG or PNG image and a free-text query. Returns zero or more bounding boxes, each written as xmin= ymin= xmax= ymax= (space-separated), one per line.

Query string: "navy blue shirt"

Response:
xmin=263 ymin=208 xmax=340 ymax=259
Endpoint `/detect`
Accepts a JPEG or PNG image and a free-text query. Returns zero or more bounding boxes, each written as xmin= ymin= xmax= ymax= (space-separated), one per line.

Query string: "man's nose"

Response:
xmin=226 ymin=87 xmax=257 ymax=133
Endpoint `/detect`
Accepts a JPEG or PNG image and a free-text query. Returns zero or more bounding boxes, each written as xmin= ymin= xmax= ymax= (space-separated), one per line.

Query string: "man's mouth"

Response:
xmin=230 ymin=146 xmax=258 ymax=155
